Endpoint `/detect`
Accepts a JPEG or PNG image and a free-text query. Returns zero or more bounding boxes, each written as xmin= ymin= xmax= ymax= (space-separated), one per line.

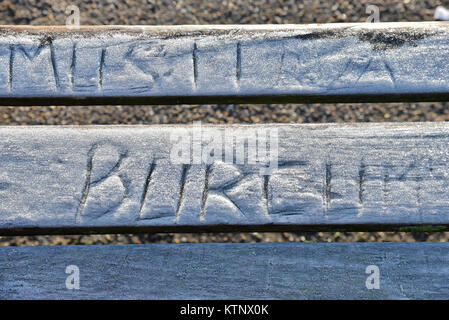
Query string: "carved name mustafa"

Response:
xmin=0 ymin=25 xmax=448 ymax=97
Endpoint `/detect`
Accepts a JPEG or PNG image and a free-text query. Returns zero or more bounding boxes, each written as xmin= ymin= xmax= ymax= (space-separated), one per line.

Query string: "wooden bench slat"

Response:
xmin=1 ymin=123 xmax=449 ymax=234
xmin=1 ymin=242 xmax=448 ymax=299
xmin=1 ymin=23 xmax=449 ymax=104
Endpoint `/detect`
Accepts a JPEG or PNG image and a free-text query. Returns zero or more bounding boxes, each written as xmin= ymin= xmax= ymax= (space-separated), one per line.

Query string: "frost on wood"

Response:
xmin=1 ymin=23 xmax=449 ymax=104
xmin=2 ymin=242 xmax=449 ymax=299
xmin=1 ymin=123 xmax=449 ymax=233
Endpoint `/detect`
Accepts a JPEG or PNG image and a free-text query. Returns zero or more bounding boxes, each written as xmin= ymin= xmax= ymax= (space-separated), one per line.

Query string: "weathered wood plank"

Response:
xmin=1 ymin=123 xmax=449 ymax=234
xmin=1 ymin=242 xmax=448 ymax=299
xmin=1 ymin=23 xmax=449 ymax=104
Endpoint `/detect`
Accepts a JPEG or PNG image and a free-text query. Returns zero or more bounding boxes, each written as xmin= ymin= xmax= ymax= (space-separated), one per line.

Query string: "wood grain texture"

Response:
xmin=2 ymin=123 xmax=449 ymax=234
xmin=1 ymin=242 xmax=449 ymax=299
xmin=1 ymin=23 xmax=449 ymax=104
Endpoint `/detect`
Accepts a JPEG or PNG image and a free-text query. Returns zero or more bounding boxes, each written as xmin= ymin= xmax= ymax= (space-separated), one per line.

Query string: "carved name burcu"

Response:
xmin=75 ymin=142 xmax=439 ymax=224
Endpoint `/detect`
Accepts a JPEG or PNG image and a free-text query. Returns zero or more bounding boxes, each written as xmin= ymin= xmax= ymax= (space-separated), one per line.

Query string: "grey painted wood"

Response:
xmin=2 ymin=23 xmax=449 ymax=104
xmin=1 ymin=242 xmax=448 ymax=299
xmin=2 ymin=123 xmax=449 ymax=234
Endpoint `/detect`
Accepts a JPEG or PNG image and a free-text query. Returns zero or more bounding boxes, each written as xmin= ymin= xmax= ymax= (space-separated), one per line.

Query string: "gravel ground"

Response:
xmin=1 ymin=0 xmax=449 ymax=246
